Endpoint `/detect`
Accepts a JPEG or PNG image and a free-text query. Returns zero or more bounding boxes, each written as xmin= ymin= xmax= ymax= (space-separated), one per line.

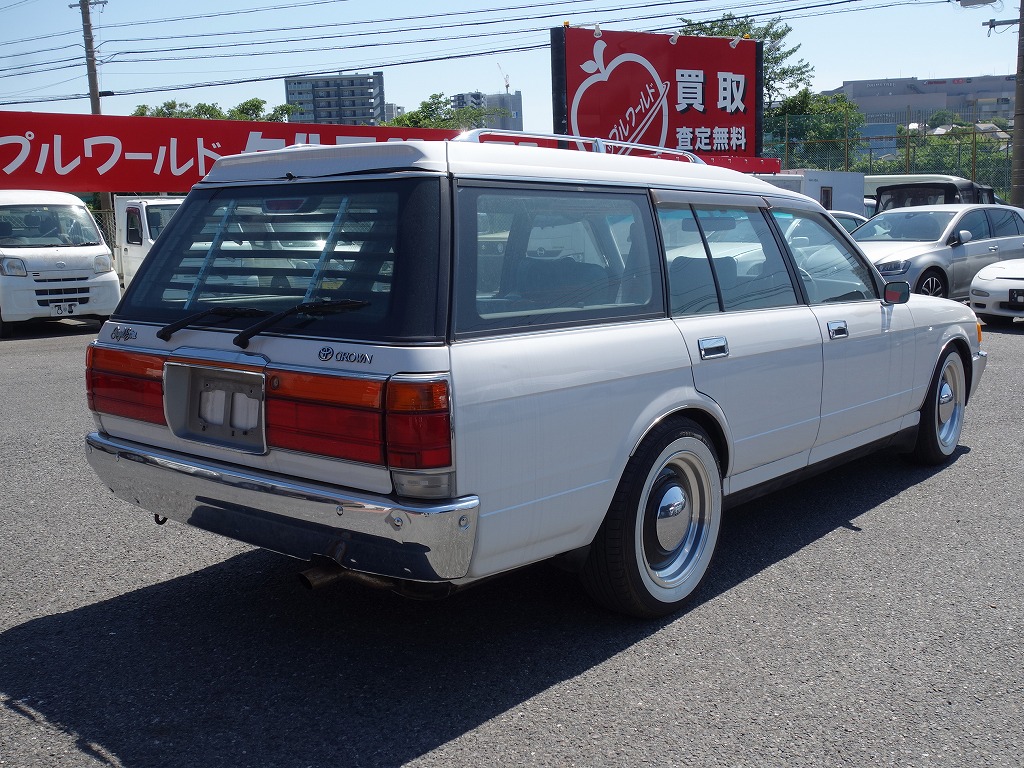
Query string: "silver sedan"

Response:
xmin=852 ymin=204 xmax=1024 ymax=299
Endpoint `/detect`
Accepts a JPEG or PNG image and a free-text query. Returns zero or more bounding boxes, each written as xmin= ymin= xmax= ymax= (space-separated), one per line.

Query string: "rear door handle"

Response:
xmin=698 ymin=336 xmax=729 ymax=359
xmin=827 ymin=321 xmax=848 ymax=340
xmin=989 ymin=245 xmax=999 ymax=252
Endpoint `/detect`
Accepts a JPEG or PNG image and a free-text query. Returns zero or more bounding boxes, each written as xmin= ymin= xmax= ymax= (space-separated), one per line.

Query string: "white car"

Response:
xmin=828 ymin=210 xmax=868 ymax=233
xmin=85 ymin=133 xmax=987 ymax=618
xmin=852 ymin=204 xmax=1024 ymax=299
xmin=970 ymin=258 xmax=1024 ymax=325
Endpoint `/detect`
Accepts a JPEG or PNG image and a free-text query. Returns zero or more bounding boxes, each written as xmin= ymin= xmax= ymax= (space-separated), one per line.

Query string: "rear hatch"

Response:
xmin=89 ymin=173 xmax=455 ymax=500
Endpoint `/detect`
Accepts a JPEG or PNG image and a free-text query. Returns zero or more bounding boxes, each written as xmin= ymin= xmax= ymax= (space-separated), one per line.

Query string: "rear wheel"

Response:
xmin=913 ymin=347 xmax=967 ymax=465
xmin=582 ymin=419 xmax=722 ymax=618
xmin=916 ymin=269 xmax=948 ymax=298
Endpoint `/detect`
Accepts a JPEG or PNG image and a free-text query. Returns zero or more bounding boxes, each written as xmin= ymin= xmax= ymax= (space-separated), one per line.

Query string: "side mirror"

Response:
xmin=883 ymin=281 xmax=911 ymax=304
xmin=949 ymin=229 xmax=973 ymax=246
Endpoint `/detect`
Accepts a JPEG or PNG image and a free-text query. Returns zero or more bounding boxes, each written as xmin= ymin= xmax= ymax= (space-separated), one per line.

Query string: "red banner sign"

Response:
xmin=0 ymin=111 xmax=458 ymax=193
xmin=553 ymin=27 xmax=764 ymax=161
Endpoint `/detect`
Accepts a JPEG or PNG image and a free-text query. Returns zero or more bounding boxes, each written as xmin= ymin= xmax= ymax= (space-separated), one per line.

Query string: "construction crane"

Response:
xmin=497 ymin=63 xmax=510 ymax=94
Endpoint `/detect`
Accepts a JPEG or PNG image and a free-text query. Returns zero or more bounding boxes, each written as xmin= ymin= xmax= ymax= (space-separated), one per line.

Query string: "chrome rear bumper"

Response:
xmin=86 ymin=432 xmax=479 ymax=582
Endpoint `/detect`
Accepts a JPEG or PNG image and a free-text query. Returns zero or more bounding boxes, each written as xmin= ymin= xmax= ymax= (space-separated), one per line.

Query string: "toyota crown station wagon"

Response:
xmin=85 ymin=134 xmax=987 ymax=617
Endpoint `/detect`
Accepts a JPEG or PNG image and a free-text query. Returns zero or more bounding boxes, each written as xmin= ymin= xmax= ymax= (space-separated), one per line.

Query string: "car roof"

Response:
xmin=199 ymin=139 xmax=809 ymax=202
xmin=0 ymin=189 xmax=90 ymax=206
xmin=874 ymin=203 xmax=1011 ymax=214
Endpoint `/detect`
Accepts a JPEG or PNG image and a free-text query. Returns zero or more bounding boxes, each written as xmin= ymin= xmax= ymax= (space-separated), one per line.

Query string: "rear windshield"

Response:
xmin=0 ymin=204 xmax=103 ymax=247
xmin=116 ymin=177 xmax=445 ymax=343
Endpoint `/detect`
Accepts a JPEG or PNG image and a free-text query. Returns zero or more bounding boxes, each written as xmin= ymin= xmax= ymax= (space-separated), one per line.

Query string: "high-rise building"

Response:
xmin=450 ymin=90 xmax=524 ymax=131
xmin=285 ymin=71 xmax=386 ymax=125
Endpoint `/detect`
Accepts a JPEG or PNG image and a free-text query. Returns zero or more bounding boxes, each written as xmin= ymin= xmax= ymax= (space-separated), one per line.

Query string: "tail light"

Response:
xmin=87 ymin=344 xmax=454 ymax=498
xmin=86 ymin=346 xmax=166 ymax=425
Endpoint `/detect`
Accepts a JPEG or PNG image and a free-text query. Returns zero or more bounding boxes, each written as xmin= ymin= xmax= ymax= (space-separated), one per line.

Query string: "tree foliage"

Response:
xmin=131 ymin=98 xmax=298 ymax=122
xmin=679 ymin=14 xmax=813 ymax=106
xmin=382 ymin=93 xmax=508 ymax=130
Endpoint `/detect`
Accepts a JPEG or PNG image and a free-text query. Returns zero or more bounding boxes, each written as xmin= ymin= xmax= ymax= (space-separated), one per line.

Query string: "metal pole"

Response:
xmin=77 ymin=0 xmax=102 ymax=116
xmin=1013 ymin=2 xmax=1024 ymax=205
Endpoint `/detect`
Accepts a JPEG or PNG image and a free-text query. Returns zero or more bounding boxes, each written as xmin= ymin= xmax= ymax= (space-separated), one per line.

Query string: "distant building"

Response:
xmin=285 ymin=71 xmax=386 ymax=125
xmin=451 ymin=90 xmax=524 ymax=131
xmin=383 ymin=103 xmax=405 ymax=123
xmin=822 ymin=75 xmax=1015 ymax=123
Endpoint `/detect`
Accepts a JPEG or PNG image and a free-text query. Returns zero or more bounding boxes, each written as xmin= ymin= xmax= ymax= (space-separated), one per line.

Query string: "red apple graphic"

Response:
xmin=570 ymin=38 xmax=670 ymax=152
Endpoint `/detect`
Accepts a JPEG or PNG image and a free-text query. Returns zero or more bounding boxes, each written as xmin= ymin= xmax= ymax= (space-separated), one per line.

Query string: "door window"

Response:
xmin=957 ymin=209 xmax=991 ymax=241
xmin=987 ymin=206 xmax=1024 ymax=236
xmin=773 ymin=209 xmax=878 ymax=303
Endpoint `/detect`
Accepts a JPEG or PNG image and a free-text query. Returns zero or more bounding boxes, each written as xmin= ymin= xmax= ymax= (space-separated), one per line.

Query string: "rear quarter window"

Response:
xmin=453 ymin=183 xmax=664 ymax=337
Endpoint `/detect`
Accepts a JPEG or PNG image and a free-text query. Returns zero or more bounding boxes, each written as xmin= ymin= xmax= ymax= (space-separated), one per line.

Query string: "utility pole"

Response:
xmin=74 ymin=0 xmax=108 ymax=115
xmin=981 ymin=7 xmax=1023 ymax=205
xmin=73 ymin=0 xmax=112 ymax=225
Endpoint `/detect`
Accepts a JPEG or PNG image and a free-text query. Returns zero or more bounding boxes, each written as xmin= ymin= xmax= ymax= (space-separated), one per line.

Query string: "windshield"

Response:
xmin=0 ymin=204 xmax=103 ymax=247
xmin=852 ymin=210 xmax=955 ymax=243
xmin=116 ymin=177 xmax=444 ymax=343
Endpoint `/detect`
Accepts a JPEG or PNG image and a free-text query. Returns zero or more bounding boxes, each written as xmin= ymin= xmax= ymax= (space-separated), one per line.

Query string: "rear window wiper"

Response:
xmin=232 ymin=299 xmax=370 ymax=349
xmin=156 ymin=306 xmax=273 ymax=341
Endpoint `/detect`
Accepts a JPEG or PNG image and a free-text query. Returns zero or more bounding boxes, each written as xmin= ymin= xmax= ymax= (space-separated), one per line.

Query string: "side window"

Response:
xmin=696 ymin=205 xmax=798 ymax=311
xmin=126 ymin=208 xmax=143 ymax=245
xmin=774 ymin=209 xmax=878 ymax=303
xmin=958 ymin=210 xmax=991 ymax=241
xmin=987 ymin=207 xmax=1023 ymax=236
xmin=658 ymin=206 xmax=718 ymax=316
xmin=455 ymin=185 xmax=663 ymax=336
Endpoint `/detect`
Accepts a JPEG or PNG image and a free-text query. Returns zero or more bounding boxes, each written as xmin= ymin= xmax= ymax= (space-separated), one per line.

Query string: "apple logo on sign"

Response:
xmin=570 ymin=38 xmax=670 ymax=152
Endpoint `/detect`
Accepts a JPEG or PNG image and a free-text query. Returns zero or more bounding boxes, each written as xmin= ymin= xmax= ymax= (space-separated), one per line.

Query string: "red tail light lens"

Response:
xmin=386 ymin=380 xmax=452 ymax=469
xmin=86 ymin=346 xmax=166 ymax=425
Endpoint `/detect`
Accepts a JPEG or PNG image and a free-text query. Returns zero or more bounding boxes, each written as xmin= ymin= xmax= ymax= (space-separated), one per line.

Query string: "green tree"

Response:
xmin=679 ymin=14 xmax=812 ymax=106
xmin=382 ymin=93 xmax=507 ymax=130
xmin=927 ymin=109 xmax=963 ymax=130
xmin=766 ymin=88 xmax=864 ymax=169
xmin=132 ymin=98 xmax=298 ymax=122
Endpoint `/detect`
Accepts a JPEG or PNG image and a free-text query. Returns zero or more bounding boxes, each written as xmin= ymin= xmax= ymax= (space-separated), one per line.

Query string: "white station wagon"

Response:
xmin=85 ymin=134 xmax=987 ymax=617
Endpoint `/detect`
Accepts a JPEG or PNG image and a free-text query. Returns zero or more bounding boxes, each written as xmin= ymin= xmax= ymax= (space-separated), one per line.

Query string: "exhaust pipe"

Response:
xmin=299 ymin=563 xmax=349 ymax=590
xmin=298 ymin=562 xmax=397 ymax=591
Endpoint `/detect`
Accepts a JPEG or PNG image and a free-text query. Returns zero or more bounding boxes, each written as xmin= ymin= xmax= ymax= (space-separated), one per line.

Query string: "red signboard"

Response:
xmin=0 ymin=108 xmax=776 ymax=193
xmin=0 ymin=111 xmax=458 ymax=193
xmin=552 ymin=27 xmax=764 ymax=161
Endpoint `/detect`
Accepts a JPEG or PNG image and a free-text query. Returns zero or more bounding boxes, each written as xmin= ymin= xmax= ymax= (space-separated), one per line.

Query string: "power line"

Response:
xmin=0 ymin=0 xmax=953 ymax=106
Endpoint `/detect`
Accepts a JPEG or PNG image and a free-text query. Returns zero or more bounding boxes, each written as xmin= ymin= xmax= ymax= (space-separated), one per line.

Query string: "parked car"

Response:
xmin=970 ymin=258 xmax=1024 ymax=325
xmin=0 ymin=189 xmax=121 ymax=338
xmin=828 ymin=210 xmax=868 ymax=233
xmin=851 ymin=203 xmax=1024 ymax=299
xmin=85 ymin=133 xmax=987 ymax=618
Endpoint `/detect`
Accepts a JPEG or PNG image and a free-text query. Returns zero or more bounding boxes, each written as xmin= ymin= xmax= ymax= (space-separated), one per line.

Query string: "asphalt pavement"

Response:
xmin=0 ymin=318 xmax=1020 ymax=768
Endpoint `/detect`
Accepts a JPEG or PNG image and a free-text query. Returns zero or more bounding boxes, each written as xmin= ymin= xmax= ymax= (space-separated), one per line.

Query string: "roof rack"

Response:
xmin=454 ymin=129 xmax=705 ymax=165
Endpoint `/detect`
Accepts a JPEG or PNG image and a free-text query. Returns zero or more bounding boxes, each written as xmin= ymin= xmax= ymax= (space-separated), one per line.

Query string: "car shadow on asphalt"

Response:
xmin=0 ymin=318 xmax=103 ymax=341
xmin=0 ymin=448 xmax=960 ymax=768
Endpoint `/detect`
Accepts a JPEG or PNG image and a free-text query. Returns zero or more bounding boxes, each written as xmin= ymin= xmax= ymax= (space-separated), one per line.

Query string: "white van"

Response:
xmin=85 ymin=134 xmax=987 ymax=617
xmin=113 ymin=196 xmax=183 ymax=287
xmin=0 ymin=190 xmax=121 ymax=338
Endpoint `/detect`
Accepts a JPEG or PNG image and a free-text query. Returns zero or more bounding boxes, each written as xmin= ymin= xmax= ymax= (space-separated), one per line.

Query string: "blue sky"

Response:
xmin=0 ymin=0 xmax=1018 ymax=131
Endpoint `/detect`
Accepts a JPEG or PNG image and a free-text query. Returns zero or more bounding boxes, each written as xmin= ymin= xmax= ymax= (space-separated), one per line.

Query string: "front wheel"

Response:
xmin=913 ymin=347 xmax=967 ymax=465
xmin=582 ymin=419 xmax=722 ymax=618
xmin=916 ymin=269 xmax=948 ymax=298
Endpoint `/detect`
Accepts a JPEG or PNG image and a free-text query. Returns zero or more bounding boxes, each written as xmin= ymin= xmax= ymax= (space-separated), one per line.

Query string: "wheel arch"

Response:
xmin=631 ymin=406 xmax=730 ymax=478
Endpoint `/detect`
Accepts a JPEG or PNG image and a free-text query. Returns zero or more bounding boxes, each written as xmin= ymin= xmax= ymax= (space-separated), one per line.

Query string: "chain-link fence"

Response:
xmin=762 ymin=113 xmax=1013 ymax=199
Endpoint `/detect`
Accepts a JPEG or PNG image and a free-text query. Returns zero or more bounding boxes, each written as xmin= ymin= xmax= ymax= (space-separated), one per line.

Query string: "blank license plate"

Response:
xmin=49 ymin=302 xmax=79 ymax=317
